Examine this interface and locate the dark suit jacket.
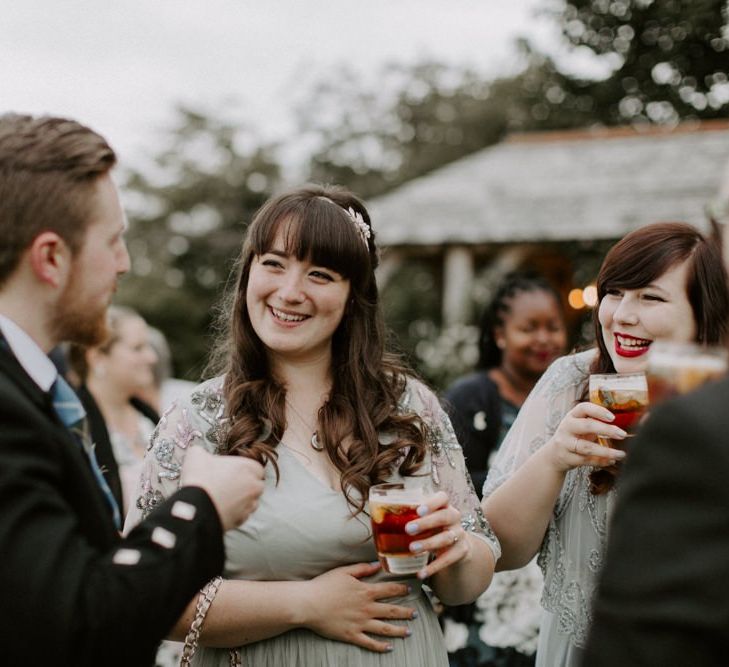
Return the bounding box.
[582,376,729,666]
[0,340,226,666]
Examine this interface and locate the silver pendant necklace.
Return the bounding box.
[310,432,324,451]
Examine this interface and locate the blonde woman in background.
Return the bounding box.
[70,305,159,512]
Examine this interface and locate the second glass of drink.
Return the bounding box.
[647,340,728,404]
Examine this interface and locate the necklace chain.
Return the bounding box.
[498,365,534,396]
[285,398,324,452]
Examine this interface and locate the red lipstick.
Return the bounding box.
[614,332,652,358]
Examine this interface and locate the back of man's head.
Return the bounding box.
[0,113,116,287]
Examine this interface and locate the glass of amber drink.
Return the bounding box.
[589,373,649,449]
[647,341,727,405]
[369,481,437,575]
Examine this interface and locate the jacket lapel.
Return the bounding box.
[0,336,119,537]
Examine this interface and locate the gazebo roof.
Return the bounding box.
[370,120,729,247]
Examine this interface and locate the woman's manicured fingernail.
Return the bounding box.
[416,504,429,517]
[404,627,412,637]
[411,610,419,619]
[410,541,423,553]
[405,522,419,535]
[417,568,428,579]
[406,584,412,594]
[385,644,394,652]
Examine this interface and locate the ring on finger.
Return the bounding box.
[571,436,580,454]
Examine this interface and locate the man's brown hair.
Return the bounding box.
[0,113,116,286]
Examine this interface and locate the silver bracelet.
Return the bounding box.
[180,576,242,666]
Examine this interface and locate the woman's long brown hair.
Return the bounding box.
[587,221,729,494]
[207,185,428,514]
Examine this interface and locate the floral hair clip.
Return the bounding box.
[345,206,371,249]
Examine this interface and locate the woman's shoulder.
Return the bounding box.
[190,374,225,398]
[165,375,226,416]
[544,349,594,382]
[400,374,436,406]
[528,349,595,402]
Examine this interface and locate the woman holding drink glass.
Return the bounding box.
[482,222,729,667]
[126,185,499,666]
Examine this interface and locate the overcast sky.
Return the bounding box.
[1,0,562,170]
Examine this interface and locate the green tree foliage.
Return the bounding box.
[300,2,729,201]
[299,54,595,201]
[117,106,279,378]
[297,62,503,199]
[554,0,729,123]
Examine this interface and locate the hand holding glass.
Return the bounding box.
[369,482,438,575]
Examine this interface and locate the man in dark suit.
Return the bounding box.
[0,113,265,666]
[583,192,729,665]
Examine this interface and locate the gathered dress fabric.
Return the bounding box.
[127,375,500,667]
[483,350,615,667]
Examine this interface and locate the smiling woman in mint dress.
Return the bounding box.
[127,185,500,666]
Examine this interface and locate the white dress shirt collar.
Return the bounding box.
[0,314,57,392]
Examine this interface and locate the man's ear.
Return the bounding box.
[28,232,70,288]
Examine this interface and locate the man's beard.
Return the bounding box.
[50,271,111,347]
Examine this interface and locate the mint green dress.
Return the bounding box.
[128,376,500,667]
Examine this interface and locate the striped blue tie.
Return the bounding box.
[51,375,122,530]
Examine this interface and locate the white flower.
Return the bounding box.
[475,558,543,655]
[442,618,470,653]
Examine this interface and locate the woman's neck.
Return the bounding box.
[87,378,136,427]
[270,351,333,398]
[489,362,538,407]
